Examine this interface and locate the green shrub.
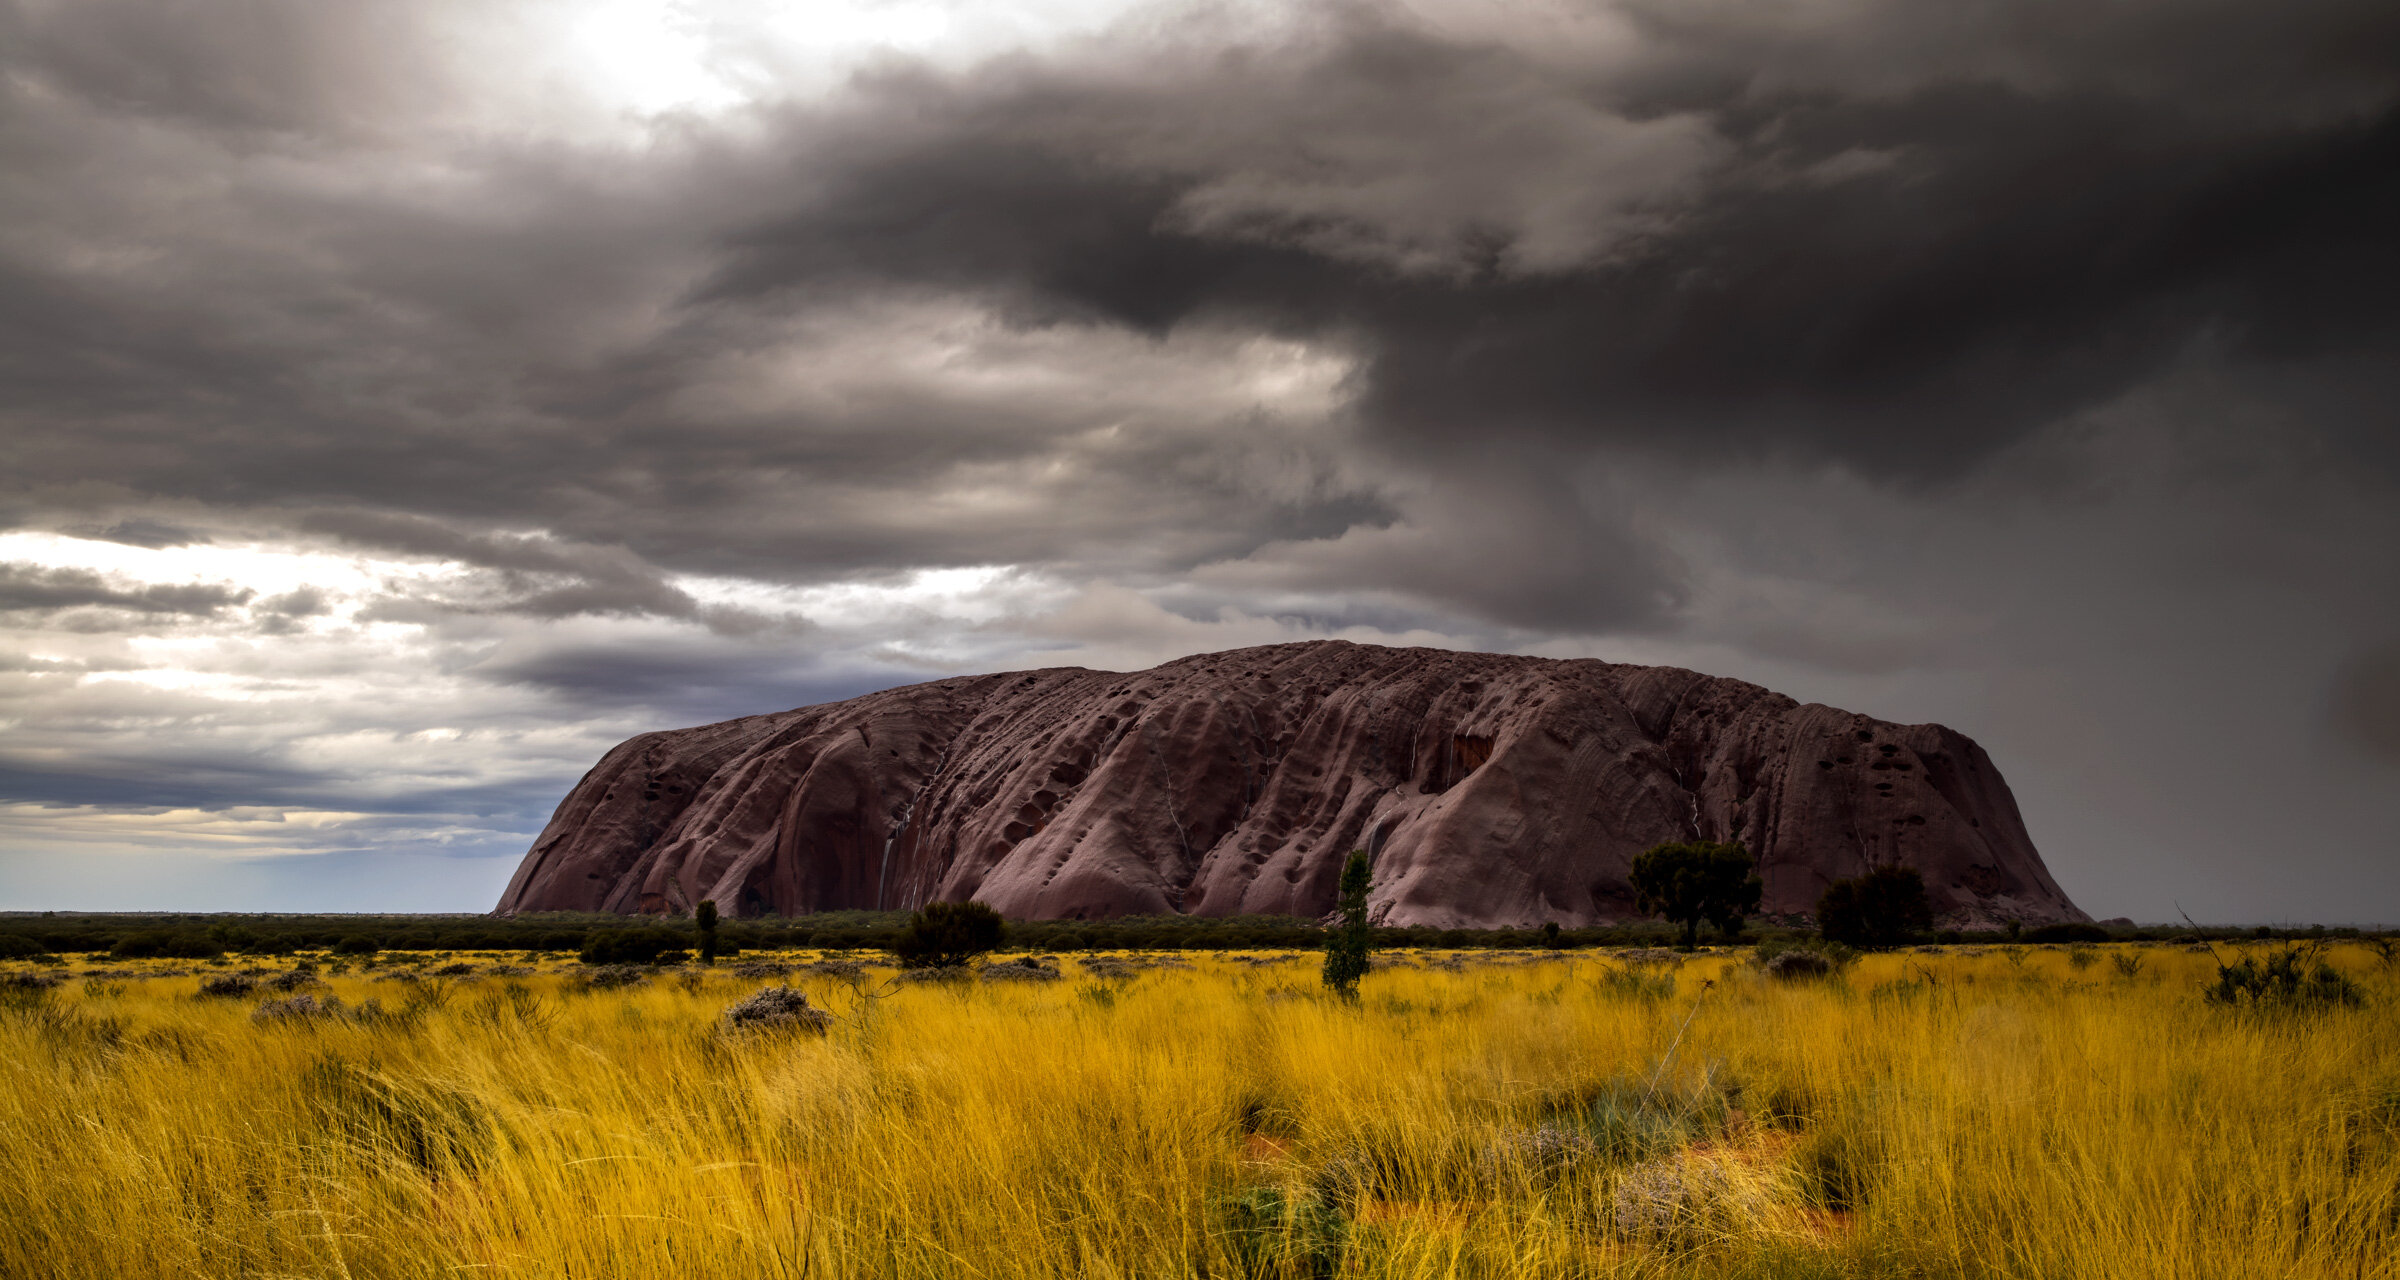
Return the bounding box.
[1817,867,1931,949]
[1630,841,1761,949]
[2204,944,2364,1009]
[695,899,720,966]
[332,936,379,956]
[2026,923,2109,944]
[890,901,1005,970]
[578,927,687,966]
[110,929,222,960]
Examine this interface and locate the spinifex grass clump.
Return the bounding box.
[2203,941,2365,1008]
[1567,1076,1729,1164]
[266,966,324,992]
[1217,1184,1346,1280]
[1752,937,1854,981]
[980,955,1062,982]
[300,1053,490,1175]
[252,992,348,1023]
[1592,955,1681,1000]
[1610,1155,1777,1249]
[720,984,832,1034]
[576,964,650,990]
[1763,949,1836,980]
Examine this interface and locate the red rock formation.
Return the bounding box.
[496,641,2085,928]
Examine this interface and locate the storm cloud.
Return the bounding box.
[0,0,2393,919]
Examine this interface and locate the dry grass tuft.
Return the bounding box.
[251,992,349,1023]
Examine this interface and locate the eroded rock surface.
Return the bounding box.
[496,641,2084,928]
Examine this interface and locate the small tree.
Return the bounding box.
[1630,841,1763,950]
[1321,850,1373,999]
[891,900,1006,970]
[695,899,720,966]
[1817,866,1933,949]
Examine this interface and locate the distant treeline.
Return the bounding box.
[0,910,2381,960]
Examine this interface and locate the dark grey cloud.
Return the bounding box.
[254,587,328,618]
[0,562,250,615]
[0,756,564,820]
[0,0,2378,626]
[0,652,89,674]
[305,510,712,623]
[467,641,915,726]
[709,17,2400,484]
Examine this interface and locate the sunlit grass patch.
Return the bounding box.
[0,943,2393,1277]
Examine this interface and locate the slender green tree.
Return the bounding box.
[1629,840,1763,949]
[695,898,720,966]
[1321,850,1373,999]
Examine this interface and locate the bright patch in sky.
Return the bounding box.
[0,531,394,603]
[556,0,1164,117]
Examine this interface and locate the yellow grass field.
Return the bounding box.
[3,943,2396,1279]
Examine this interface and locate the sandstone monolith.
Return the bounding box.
[496,641,2084,928]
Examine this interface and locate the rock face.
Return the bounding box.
[496,641,2085,929]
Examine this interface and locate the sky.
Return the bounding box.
[0,0,2394,922]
